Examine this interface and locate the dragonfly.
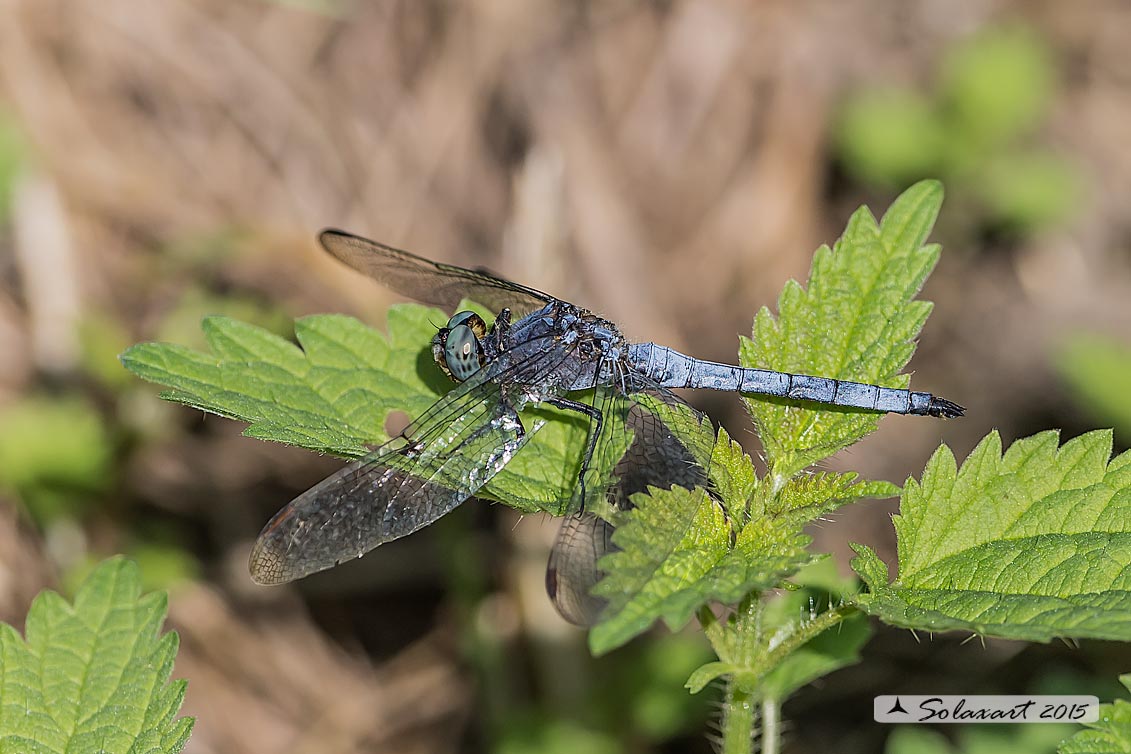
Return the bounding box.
[249,230,963,624]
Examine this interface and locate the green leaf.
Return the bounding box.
[120,311,442,457]
[756,614,870,701]
[120,309,598,514]
[0,557,193,754]
[589,429,812,656]
[757,566,871,701]
[589,486,794,656]
[769,472,899,520]
[853,430,1131,642]
[0,397,113,525]
[685,561,871,699]
[1059,674,1131,754]
[588,428,893,656]
[740,180,943,478]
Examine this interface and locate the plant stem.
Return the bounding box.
[721,680,757,754]
[716,601,854,753]
[762,698,781,754]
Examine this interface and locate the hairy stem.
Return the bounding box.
[721,680,757,754]
[713,598,856,753]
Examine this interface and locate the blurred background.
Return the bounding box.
[1,1,1129,752]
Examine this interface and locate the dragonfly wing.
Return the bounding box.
[319,229,552,316]
[546,512,615,626]
[606,394,713,507]
[545,388,714,625]
[250,368,534,585]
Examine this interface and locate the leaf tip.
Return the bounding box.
[848,544,889,591]
[910,177,944,200]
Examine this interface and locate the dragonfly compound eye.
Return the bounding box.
[446,310,487,338]
[442,324,484,381]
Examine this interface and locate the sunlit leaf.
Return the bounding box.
[590,429,892,655]
[121,308,597,514]
[741,179,943,478]
[853,430,1131,641]
[0,558,193,754]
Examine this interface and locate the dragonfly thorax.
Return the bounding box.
[432,310,488,382]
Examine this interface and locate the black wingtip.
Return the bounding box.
[928,397,965,418]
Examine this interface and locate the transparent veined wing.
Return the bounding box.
[249,314,594,584]
[545,389,715,625]
[250,364,537,584]
[320,229,553,316]
[546,512,616,625]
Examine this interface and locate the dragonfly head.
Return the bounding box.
[432,310,487,382]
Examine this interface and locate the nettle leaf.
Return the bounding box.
[686,561,871,699]
[757,594,870,701]
[741,180,942,478]
[589,429,893,655]
[768,472,899,521]
[590,429,806,655]
[121,311,440,456]
[0,557,193,754]
[853,430,1131,642]
[120,308,591,515]
[1058,674,1131,754]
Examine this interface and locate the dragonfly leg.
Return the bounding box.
[491,308,512,345]
[547,396,603,511]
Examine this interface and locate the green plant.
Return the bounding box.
[836,26,1079,234]
[0,397,113,527]
[119,182,1131,753]
[0,557,193,753]
[887,722,1078,754]
[1059,675,1131,753]
[1056,334,1131,439]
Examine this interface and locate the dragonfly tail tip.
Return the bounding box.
[928,397,965,418]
